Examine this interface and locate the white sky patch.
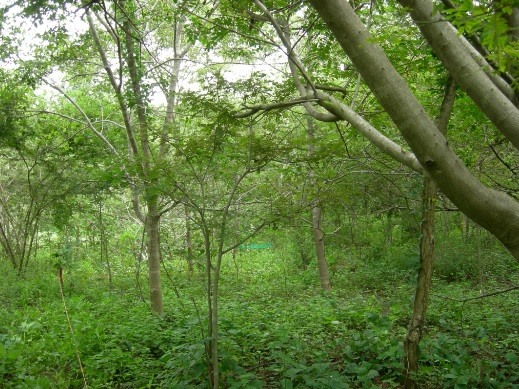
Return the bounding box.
[1,1,286,109]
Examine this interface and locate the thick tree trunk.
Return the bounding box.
[308,0,519,260]
[146,200,163,314]
[504,6,519,104]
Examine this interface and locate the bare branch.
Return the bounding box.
[252,0,339,121]
[86,10,139,157]
[234,98,320,118]
[316,92,424,174]
[42,80,120,157]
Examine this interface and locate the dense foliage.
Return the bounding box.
[1,229,518,388]
[0,0,518,387]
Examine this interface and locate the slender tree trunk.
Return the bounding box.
[404,176,436,388]
[403,78,455,386]
[98,202,113,289]
[461,213,470,241]
[146,199,163,314]
[211,252,221,389]
[307,117,332,292]
[312,205,331,291]
[202,225,216,388]
[184,205,194,275]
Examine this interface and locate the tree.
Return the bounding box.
[81,1,193,313]
[0,71,109,274]
[404,77,456,388]
[0,151,45,273]
[165,93,294,387]
[12,0,201,313]
[306,116,332,292]
[307,0,519,260]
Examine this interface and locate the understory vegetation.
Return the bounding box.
[2,225,518,388]
[1,0,518,387]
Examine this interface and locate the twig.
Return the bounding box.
[460,285,519,303]
[433,285,519,331]
[160,257,185,308]
[58,270,88,388]
[432,285,519,303]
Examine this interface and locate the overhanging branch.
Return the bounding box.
[234,98,320,118]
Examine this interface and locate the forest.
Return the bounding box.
[0,0,518,387]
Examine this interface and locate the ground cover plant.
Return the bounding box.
[0,0,518,387]
[1,238,518,388]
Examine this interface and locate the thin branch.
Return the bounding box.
[433,285,519,302]
[86,10,139,156]
[234,98,320,118]
[317,92,424,174]
[42,80,120,157]
[221,220,268,255]
[489,144,518,176]
[252,0,316,92]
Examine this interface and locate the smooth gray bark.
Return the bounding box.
[146,201,163,314]
[316,92,423,174]
[250,0,423,174]
[397,0,519,149]
[308,0,519,259]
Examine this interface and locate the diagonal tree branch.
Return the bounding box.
[398,0,519,150]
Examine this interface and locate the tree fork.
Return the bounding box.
[308,0,519,260]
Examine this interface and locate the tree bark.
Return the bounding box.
[146,200,163,314]
[404,176,436,388]
[461,214,470,241]
[396,0,519,148]
[308,0,519,260]
[503,5,519,104]
[98,202,113,289]
[312,205,331,291]
[403,78,455,387]
[307,116,332,292]
[184,205,195,275]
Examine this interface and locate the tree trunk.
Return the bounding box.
[211,252,221,389]
[202,224,217,388]
[307,116,332,292]
[308,0,519,260]
[99,202,112,289]
[404,176,436,388]
[503,5,519,104]
[397,0,519,142]
[312,205,331,291]
[403,78,455,386]
[184,205,195,275]
[146,200,163,314]
[461,213,470,241]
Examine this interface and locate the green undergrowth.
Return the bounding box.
[1,249,518,388]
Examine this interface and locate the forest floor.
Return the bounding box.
[1,249,518,388]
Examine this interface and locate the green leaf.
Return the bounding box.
[505,352,517,364]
